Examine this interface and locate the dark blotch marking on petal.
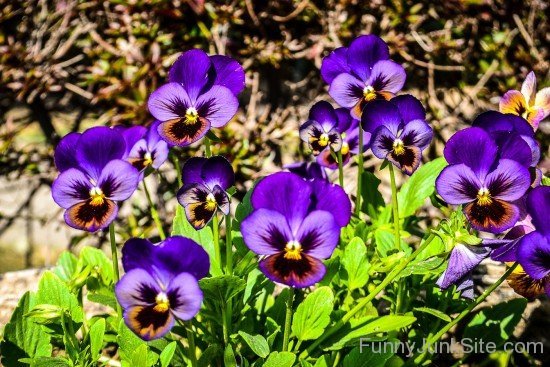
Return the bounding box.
[464,198,516,232]
[487,170,524,198]
[127,305,172,341]
[261,252,324,288]
[179,185,216,230]
[387,146,421,175]
[128,149,153,172]
[507,268,547,300]
[67,198,116,231]
[299,228,325,253]
[161,117,209,146]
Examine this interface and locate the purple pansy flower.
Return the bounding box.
[436,127,531,234]
[177,156,235,230]
[51,127,140,232]
[285,161,329,181]
[299,101,343,155]
[317,109,370,169]
[147,49,244,147]
[115,236,209,340]
[514,186,550,297]
[361,95,433,175]
[241,172,351,288]
[321,34,406,118]
[121,121,170,173]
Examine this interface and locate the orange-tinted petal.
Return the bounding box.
[65,198,117,232]
[125,304,174,341]
[158,117,210,146]
[499,90,528,116]
[507,264,546,299]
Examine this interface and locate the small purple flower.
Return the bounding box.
[285,161,329,181]
[241,172,351,288]
[321,35,406,118]
[299,101,343,155]
[177,156,235,230]
[115,236,209,340]
[436,127,531,234]
[514,186,550,297]
[361,95,433,175]
[148,49,244,147]
[51,127,140,232]
[121,121,170,173]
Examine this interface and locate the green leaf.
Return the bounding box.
[413,307,451,322]
[130,344,149,367]
[0,292,52,367]
[343,345,394,367]
[313,355,330,367]
[89,318,106,362]
[238,331,270,358]
[35,271,84,323]
[223,344,237,367]
[53,251,78,282]
[199,275,246,303]
[198,344,223,367]
[31,357,72,367]
[263,351,296,367]
[80,246,114,284]
[341,237,370,290]
[117,319,149,363]
[159,341,177,367]
[235,184,255,223]
[172,206,222,276]
[397,157,447,217]
[360,171,385,218]
[292,287,334,341]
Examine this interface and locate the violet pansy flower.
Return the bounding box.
[122,121,170,173]
[51,127,140,232]
[436,127,531,234]
[148,49,244,147]
[361,95,433,175]
[499,71,550,130]
[241,172,351,288]
[177,156,235,230]
[321,34,406,118]
[115,236,209,340]
[299,101,343,155]
[285,161,329,182]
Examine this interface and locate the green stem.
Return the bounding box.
[355,123,364,216]
[205,138,212,157]
[408,263,519,366]
[212,214,221,267]
[337,149,344,187]
[109,223,122,317]
[300,234,435,359]
[282,287,295,352]
[222,305,230,346]
[226,214,233,274]
[172,154,183,186]
[186,322,198,367]
[143,180,166,240]
[388,164,401,251]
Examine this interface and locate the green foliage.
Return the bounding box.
[292,287,334,341]
[341,237,370,290]
[238,331,270,358]
[263,352,296,367]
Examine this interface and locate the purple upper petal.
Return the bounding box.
[346,35,390,81]
[472,111,535,138]
[98,160,140,201]
[195,85,239,128]
[484,159,530,201]
[168,49,211,101]
[437,244,491,289]
[360,99,402,135]
[202,156,235,190]
[297,210,340,259]
[526,186,550,235]
[251,172,313,232]
[182,157,207,185]
[284,161,329,182]
[488,224,533,262]
[166,272,203,320]
[120,126,147,157]
[392,94,426,123]
[75,127,127,181]
[436,164,481,204]
[328,73,364,109]
[517,232,550,280]
[495,133,534,168]
[148,82,193,122]
[51,168,92,208]
[309,179,351,228]
[241,208,293,255]
[365,60,406,94]
[443,127,498,179]
[208,55,245,96]
[321,46,350,84]
[54,132,81,172]
[309,101,339,131]
[335,108,353,133]
[401,119,433,151]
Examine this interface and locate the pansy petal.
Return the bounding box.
[346,35,390,81]
[196,85,238,128]
[251,172,312,231]
[309,179,352,228]
[499,90,528,117]
[436,244,491,289]
[299,120,340,155]
[443,127,497,178]
[209,55,245,96]
[520,71,537,105]
[202,156,235,190]
[366,60,406,94]
[328,73,364,109]
[316,149,338,170]
[168,49,211,101]
[167,272,203,320]
[360,99,402,135]
[464,199,520,234]
[148,82,192,122]
[121,238,155,273]
[182,157,207,185]
[212,185,230,215]
[321,47,350,84]
[309,101,338,131]
[127,139,150,172]
[115,268,160,309]
[534,87,550,114]
[157,116,210,147]
[120,126,147,157]
[98,160,140,201]
[75,127,127,181]
[259,252,326,288]
[526,186,550,235]
[455,275,475,299]
[285,162,329,182]
[507,264,547,299]
[177,183,217,230]
[520,136,541,167]
[494,133,533,168]
[297,210,340,259]
[473,111,535,137]
[517,232,550,280]
[488,224,533,262]
[435,164,480,205]
[52,168,93,209]
[401,119,433,151]
[241,208,293,255]
[388,145,422,176]
[151,142,169,170]
[54,133,81,172]
[370,125,395,160]
[485,159,530,201]
[64,198,118,232]
[335,108,353,133]
[392,94,426,123]
[124,304,174,341]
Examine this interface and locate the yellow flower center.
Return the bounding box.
[284,240,303,260]
[143,152,153,167]
[341,142,350,155]
[477,187,492,206]
[363,85,377,101]
[318,133,330,147]
[205,193,217,211]
[89,187,105,206]
[154,292,170,313]
[185,107,199,124]
[392,139,405,156]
